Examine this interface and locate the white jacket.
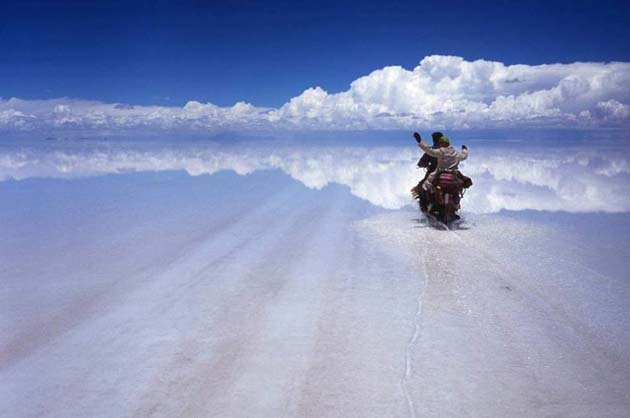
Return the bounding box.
[418,141,468,170]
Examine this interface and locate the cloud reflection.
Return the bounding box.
[1,141,629,213]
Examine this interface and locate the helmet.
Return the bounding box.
[438,136,450,146]
[431,131,444,144]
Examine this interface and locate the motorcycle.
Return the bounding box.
[413,170,472,226]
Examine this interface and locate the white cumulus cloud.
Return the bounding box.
[1,55,629,134]
[274,56,630,129]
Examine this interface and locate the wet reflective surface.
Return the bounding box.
[2,138,630,417]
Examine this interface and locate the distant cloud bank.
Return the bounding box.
[2,55,629,134]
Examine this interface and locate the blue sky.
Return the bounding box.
[2,0,630,107]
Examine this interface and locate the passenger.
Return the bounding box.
[411,131,443,206]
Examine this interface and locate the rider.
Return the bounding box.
[413,132,468,206]
[416,131,444,175]
[411,132,443,210]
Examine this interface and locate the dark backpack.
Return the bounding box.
[457,172,473,189]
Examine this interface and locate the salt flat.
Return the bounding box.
[1,166,629,418]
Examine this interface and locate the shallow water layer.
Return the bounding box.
[1,168,629,418]
[2,136,630,212]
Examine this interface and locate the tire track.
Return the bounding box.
[129,187,347,418]
[401,244,429,418]
[0,178,298,370]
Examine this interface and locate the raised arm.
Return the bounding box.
[414,132,441,157]
[459,145,469,161]
[418,140,441,157]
